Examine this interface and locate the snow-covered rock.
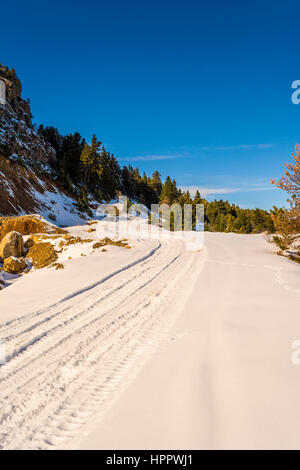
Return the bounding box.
[3,256,27,274]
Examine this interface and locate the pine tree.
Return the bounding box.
[271,145,300,242]
[225,214,235,232]
[159,176,179,205]
[193,190,202,205]
[234,211,252,234]
[271,145,300,197]
[150,171,162,201]
[80,142,93,185]
[80,134,103,189]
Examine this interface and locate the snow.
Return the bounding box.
[0,234,159,321]
[0,212,204,317]
[30,186,87,227]
[77,232,300,451]
[0,215,299,450]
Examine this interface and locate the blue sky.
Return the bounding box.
[1,0,300,209]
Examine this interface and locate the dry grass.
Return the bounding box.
[41,234,63,240]
[0,215,66,242]
[276,251,300,265]
[63,234,72,240]
[3,256,27,274]
[27,242,58,269]
[58,236,93,249]
[93,238,130,249]
[50,262,64,270]
[113,206,120,217]
[25,233,63,248]
[0,216,46,241]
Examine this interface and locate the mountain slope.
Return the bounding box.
[0,154,88,225]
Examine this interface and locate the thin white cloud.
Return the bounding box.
[119,144,274,162]
[180,184,276,197]
[180,186,240,196]
[246,186,275,192]
[201,144,274,151]
[119,154,187,162]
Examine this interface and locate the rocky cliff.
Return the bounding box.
[0,65,56,163]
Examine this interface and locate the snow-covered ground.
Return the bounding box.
[0,217,299,450]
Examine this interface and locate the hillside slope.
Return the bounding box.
[0,154,88,225]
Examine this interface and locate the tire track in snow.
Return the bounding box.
[0,240,161,341]
[0,242,179,396]
[0,241,202,449]
[13,250,197,450]
[0,242,168,362]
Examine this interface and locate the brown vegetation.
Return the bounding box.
[3,256,27,274]
[271,145,300,197]
[0,215,66,243]
[58,236,93,249]
[50,262,64,270]
[27,242,58,269]
[0,215,46,241]
[93,238,130,249]
[271,145,300,253]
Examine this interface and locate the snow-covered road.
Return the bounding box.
[77,233,300,450]
[0,238,203,449]
[0,232,299,450]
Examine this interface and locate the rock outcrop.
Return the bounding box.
[0,65,56,163]
[27,242,58,269]
[3,256,27,274]
[0,231,24,259]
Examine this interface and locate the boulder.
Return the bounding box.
[24,237,35,250]
[27,242,58,269]
[0,231,24,259]
[3,256,27,274]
